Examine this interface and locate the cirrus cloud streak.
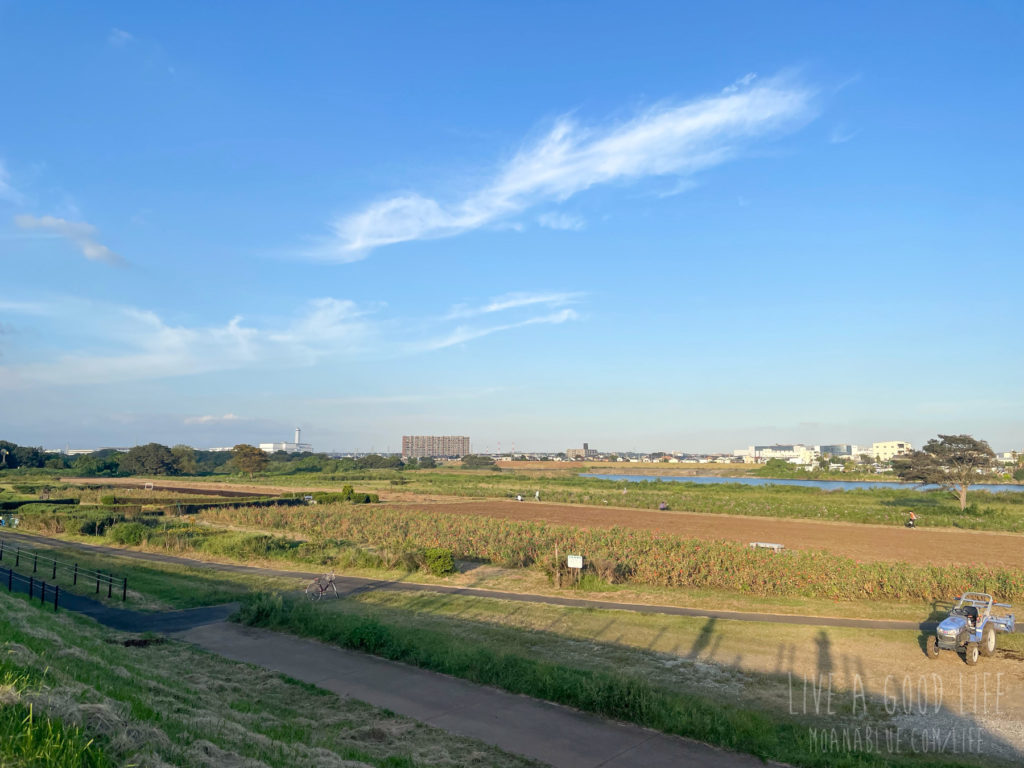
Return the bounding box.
[330,74,815,259]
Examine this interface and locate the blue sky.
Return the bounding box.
[1,2,1021,453]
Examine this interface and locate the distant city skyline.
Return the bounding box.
[2,4,1021,453]
[24,430,1020,457]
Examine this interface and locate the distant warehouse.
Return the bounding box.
[402,435,470,459]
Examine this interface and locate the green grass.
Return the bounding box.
[86,467,1024,531]
[390,471,1024,530]
[0,680,113,768]
[236,591,1014,768]
[0,588,541,768]
[0,538,300,609]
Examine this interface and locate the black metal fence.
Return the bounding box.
[0,536,127,609]
[3,566,61,611]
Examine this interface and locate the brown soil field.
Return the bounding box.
[388,498,1024,569]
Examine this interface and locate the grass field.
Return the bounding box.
[190,502,1024,602]
[0,588,542,768]
[5,530,1023,766]
[237,589,1024,767]
[11,471,1024,532]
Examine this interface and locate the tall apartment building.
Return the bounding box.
[566,442,598,459]
[402,435,470,459]
[871,441,913,461]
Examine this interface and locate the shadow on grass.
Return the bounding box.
[245,590,1024,767]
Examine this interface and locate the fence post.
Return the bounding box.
[107,576,112,599]
[28,575,33,598]
[96,572,100,594]
[40,581,46,605]
[0,539,4,560]
[52,560,57,580]
[73,563,78,585]
[122,577,127,602]
[33,553,37,573]
[54,585,59,613]
[15,547,20,567]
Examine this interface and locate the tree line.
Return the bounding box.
[0,440,441,478]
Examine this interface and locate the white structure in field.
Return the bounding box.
[260,427,313,454]
[870,441,913,462]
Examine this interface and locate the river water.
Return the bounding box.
[579,473,1024,494]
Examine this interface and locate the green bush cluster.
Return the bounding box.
[105,521,151,545]
[424,548,456,576]
[283,487,380,505]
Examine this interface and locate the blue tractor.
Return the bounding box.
[927,592,1015,665]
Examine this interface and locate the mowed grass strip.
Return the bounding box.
[0,539,301,609]
[0,589,543,768]
[236,592,1008,768]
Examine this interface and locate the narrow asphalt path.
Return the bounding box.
[176,621,773,768]
[1,530,942,630]
[1,563,236,631]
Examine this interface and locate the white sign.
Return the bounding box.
[566,555,583,569]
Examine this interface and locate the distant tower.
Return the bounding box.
[295,427,301,445]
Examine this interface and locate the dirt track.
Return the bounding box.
[390,499,1024,568]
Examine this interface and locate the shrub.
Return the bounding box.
[424,548,455,576]
[99,495,117,506]
[106,521,151,545]
[1014,467,1024,482]
[200,532,294,560]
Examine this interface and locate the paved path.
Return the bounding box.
[177,621,772,768]
[0,531,943,630]
[1,562,236,631]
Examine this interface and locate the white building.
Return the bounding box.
[260,428,313,454]
[997,451,1019,464]
[744,444,818,465]
[871,441,913,462]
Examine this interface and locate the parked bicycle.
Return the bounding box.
[305,571,338,600]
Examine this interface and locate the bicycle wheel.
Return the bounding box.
[327,581,338,599]
[305,581,322,600]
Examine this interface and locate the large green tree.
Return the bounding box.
[231,444,268,478]
[171,445,197,475]
[119,443,178,475]
[893,434,997,511]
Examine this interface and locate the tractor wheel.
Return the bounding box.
[981,625,996,657]
[965,643,980,666]
[926,636,939,659]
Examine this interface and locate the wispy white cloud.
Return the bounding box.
[722,72,757,94]
[419,308,577,352]
[108,28,134,46]
[0,300,52,315]
[184,413,241,425]
[537,212,585,231]
[829,123,860,144]
[0,290,581,386]
[0,161,21,204]
[446,291,581,320]
[14,215,125,266]
[327,74,815,259]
